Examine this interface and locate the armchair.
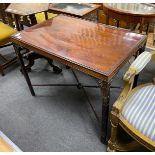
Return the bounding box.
[107,51,155,151]
[0,22,17,76]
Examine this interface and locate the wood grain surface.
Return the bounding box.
[6,3,49,16]
[11,15,147,81]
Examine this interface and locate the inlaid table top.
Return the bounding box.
[11,15,147,81]
[5,3,49,16]
[48,3,100,17]
[103,3,155,16]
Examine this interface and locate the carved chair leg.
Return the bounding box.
[107,111,119,152]
[108,110,142,152]
[107,126,118,151]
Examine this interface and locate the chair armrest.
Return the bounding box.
[112,83,131,112]
[123,51,152,82]
[113,51,154,112]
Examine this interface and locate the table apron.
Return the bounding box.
[11,39,109,81]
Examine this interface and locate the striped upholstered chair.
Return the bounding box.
[107,51,155,151]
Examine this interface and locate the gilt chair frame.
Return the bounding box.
[108,51,155,151]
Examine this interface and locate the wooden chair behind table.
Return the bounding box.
[0,9,17,76]
[19,11,57,27]
[0,3,14,27]
[19,11,59,73]
[35,12,57,24]
[107,51,155,151]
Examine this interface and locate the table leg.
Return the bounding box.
[116,20,119,28]
[7,13,14,28]
[96,9,100,22]
[13,44,35,96]
[139,18,144,33]
[106,14,109,25]
[13,14,25,31]
[0,65,4,76]
[29,14,37,25]
[98,80,110,144]
[14,14,21,31]
[146,23,150,35]
[44,11,48,20]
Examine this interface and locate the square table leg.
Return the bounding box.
[13,44,35,96]
[96,9,100,22]
[14,14,21,31]
[98,80,111,144]
[29,14,37,25]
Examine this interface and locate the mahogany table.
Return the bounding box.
[102,3,155,33]
[49,3,101,20]
[11,15,147,144]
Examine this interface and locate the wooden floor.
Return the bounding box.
[0,131,21,152]
[0,137,15,152]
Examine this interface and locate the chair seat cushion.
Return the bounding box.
[122,84,155,141]
[35,12,57,24]
[0,22,17,46]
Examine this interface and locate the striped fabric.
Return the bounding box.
[130,51,152,74]
[122,85,155,141]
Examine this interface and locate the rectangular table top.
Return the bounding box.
[6,3,49,16]
[11,15,147,81]
[48,3,100,17]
